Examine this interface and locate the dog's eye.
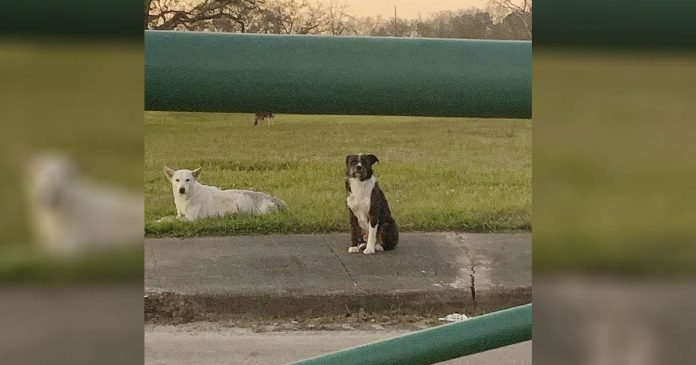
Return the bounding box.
[186,179,190,182]
[175,179,179,182]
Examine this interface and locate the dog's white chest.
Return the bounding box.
[347,177,374,229]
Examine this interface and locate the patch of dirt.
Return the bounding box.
[145,293,468,330]
[153,311,452,333]
[144,290,485,325]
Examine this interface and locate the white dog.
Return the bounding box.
[164,167,287,221]
[24,153,143,255]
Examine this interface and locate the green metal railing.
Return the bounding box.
[290,304,532,365]
[145,31,531,118]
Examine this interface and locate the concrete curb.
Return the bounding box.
[145,288,531,323]
[145,233,531,323]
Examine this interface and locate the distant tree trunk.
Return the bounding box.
[144,0,152,29]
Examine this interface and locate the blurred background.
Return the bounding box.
[1,1,144,364]
[533,0,696,364]
[0,40,143,277]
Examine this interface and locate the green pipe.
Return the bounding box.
[290,304,532,365]
[145,31,531,118]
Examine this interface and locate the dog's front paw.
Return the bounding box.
[363,247,376,255]
[348,246,361,253]
[375,244,384,252]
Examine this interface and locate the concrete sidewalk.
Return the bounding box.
[145,232,530,322]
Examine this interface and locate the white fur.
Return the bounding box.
[346,176,375,235]
[165,167,286,221]
[24,154,143,256]
[347,175,380,255]
[364,223,379,255]
[348,246,360,253]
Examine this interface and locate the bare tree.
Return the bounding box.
[488,0,531,38]
[146,0,531,39]
[492,0,531,13]
[266,0,328,34]
[297,2,327,34]
[326,0,353,35]
[350,16,384,36]
[147,0,266,32]
[145,0,153,29]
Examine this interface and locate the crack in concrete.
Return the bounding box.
[325,240,360,289]
[458,234,478,309]
[470,261,477,309]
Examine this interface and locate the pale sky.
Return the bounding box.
[332,0,489,19]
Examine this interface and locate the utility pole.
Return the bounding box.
[417,12,422,37]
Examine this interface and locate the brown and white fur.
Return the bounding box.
[345,154,398,254]
[254,112,275,126]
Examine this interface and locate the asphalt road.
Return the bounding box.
[145,323,531,365]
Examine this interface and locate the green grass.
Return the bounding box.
[145,113,531,236]
[533,49,696,274]
[0,246,143,283]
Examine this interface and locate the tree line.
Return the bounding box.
[146,0,531,40]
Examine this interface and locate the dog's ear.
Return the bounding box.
[164,166,175,179]
[192,167,202,179]
[365,154,379,166]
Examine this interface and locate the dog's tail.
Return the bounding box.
[380,219,398,250]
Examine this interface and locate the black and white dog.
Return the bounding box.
[345,154,398,254]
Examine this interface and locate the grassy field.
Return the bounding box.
[534,50,696,274]
[145,113,531,236]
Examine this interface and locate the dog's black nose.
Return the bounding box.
[356,165,363,171]
[179,187,186,194]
